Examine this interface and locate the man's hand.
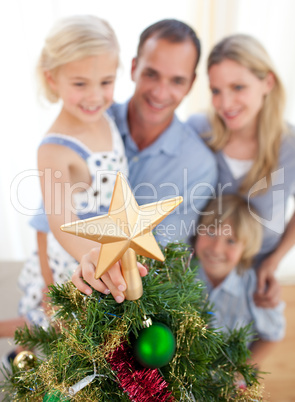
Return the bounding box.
[71,247,148,303]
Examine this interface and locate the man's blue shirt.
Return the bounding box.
[108,101,217,244]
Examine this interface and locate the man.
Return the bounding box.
[73,19,217,300]
[108,19,217,243]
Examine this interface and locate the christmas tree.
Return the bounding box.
[1,174,264,400]
[1,243,263,401]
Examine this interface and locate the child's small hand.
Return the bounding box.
[71,247,148,303]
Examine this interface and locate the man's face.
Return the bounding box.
[130,37,197,129]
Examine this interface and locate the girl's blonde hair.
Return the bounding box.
[207,34,286,194]
[199,194,262,270]
[37,15,119,103]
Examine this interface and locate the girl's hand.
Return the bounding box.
[254,255,281,308]
[71,247,148,303]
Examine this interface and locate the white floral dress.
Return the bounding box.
[18,115,128,327]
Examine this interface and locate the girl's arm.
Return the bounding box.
[38,144,134,299]
[255,210,295,308]
[38,144,101,261]
[37,231,53,286]
[37,230,54,315]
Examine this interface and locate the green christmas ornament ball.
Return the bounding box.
[43,389,69,401]
[133,322,176,368]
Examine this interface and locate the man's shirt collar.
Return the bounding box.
[116,99,183,157]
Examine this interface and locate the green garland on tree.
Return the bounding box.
[1,242,263,401]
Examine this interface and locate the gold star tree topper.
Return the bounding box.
[61,172,183,300]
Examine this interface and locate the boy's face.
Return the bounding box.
[195,223,244,287]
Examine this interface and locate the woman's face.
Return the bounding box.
[208,59,273,136]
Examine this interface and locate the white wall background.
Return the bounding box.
[1,0,295,280]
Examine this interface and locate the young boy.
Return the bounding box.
[193,194,285,368]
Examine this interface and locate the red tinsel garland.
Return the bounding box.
[108,342,174,402]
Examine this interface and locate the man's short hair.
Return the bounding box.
[137,19,201,70]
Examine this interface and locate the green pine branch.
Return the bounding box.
[1,242,262,401]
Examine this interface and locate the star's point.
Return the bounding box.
[61,172,183,299]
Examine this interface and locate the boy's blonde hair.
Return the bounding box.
[199,194,262,270]
[207,34,286,194]
[37,15,119,102]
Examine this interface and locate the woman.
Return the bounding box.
[187,34,295,308]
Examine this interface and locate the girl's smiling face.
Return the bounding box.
[47,53,118,125]
[195,221,245,287]
[208,59,273,137]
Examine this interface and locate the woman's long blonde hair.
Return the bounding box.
[207,34,286,194]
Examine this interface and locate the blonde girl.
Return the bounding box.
[17,15,129,327]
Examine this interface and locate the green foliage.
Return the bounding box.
[14,322,61,355]
[1,242,261,401]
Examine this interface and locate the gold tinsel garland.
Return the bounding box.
[34,284,129,400]
[171,310,207,377]
[234,383,266,401]
[12,282,265,401]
